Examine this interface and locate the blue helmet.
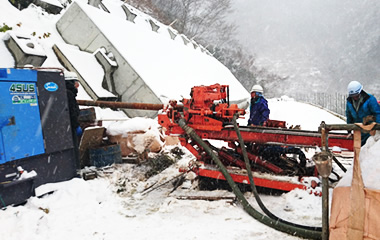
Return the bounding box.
[347,81,363,96]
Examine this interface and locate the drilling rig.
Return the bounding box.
[79,83,353,194]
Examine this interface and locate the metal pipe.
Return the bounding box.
[321,123,329,240]
[321,177,329,240]
[238,126,349,139]
[77,99,183,111]
[316,122,378,240]
[317,122,333,240]
[324,123,380,131]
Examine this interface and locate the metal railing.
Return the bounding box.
[291,92,347,119]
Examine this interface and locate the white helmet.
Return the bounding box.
[64,71,78,81]
[347,81,363,96]
[250,84,263,93]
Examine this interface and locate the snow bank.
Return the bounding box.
[337,131,380,189]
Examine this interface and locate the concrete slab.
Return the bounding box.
[4,32,47,67]
[56,1,249,118]
[52,43,117,101]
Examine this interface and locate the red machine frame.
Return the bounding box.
[158,84,353,192]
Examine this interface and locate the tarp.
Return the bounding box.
[330,129,380,240]
[330,187,380,239]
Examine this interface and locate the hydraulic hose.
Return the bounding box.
[232,114,322,232]
[178,118,322,239]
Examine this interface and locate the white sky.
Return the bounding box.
[1,1,380,240]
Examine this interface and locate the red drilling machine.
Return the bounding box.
[157,84,353,194]
[78,83,353,194]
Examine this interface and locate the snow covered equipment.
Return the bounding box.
[157,84,356,192]
[0,68,78,206]
[77,84,354,192]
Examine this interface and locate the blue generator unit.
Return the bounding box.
[0,68,77,207]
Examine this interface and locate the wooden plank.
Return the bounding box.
[79,127,105,168]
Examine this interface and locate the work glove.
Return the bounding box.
[76,126,83,136]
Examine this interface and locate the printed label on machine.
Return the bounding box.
[11,94,37,104]
[9,83,37,105]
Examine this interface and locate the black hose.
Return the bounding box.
[178,118,322,239]
[332,155,347,172]
[232,114,322,232]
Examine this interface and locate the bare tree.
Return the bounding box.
[126,0,285,95]
[143,0,234,47]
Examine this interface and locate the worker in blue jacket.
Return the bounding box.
[248,85,270,126]
[346,81,380,146]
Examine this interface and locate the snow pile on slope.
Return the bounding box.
[337,131,380,189]
[268,97,346,131]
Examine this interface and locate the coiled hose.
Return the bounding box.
[178,118,322,239]
[231,114,322,232]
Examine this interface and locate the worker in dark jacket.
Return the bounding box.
[248,84,270,126]
[346,81,380,146]
[65,71,81,135]
[65,71,82,168]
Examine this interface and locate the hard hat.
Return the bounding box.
[250,84,263,93]
[64,71,78,81]
[347,81,363,96]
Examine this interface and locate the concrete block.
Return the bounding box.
[4,32,47,67]
[56,2,99,51]
[149,19,159,32]
[167,28,177,40]
[181,35,190,45]
[94,48,118,94]
[33,0,63,14]
[52,43,117,101]
[121,4,137,22]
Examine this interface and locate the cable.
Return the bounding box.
[178,118,322,239]
[232,114,322,232]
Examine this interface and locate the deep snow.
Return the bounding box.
[1,1,380,240]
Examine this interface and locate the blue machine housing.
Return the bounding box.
[0,68,77,207]
[0,69,45,163]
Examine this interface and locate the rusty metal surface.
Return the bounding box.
[77,99,183,111]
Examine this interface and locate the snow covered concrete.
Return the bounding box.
[56,0,249,117]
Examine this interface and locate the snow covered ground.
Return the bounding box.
[1,1,380,240]
[2,97,379,240]
[0,96,360,240]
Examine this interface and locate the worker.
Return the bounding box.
[64,71,82,168]
[248,84,270,126]
[346,81,380,146]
